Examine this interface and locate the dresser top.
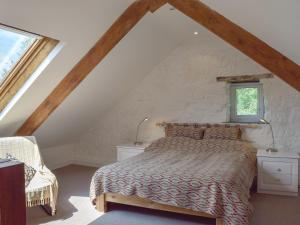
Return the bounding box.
[257,149,300,159]
[117,143,150,150]
[0,159,23,169]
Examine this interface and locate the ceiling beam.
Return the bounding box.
[16,0,300,136]
[149,0,167,12]
[167,0,300,91]
[15,0,167,136]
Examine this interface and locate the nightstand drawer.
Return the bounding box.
[259,174,298,193]
[262,161,293,175]
[263,173,292,186]
[116,143,149,161]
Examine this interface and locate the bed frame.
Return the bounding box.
[96,193,224,225]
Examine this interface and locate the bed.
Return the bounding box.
[90,124,257,225]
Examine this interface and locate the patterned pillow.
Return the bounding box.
[166,125,205,140]
[203,127,241,140]
[6,154,36,187]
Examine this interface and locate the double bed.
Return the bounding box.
[90,124,257,225]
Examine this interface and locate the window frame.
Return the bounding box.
[0,24,58,112]
[230,82,264,123]
[0,38,43,92]
[0,25,41,85]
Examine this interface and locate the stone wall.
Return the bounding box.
[75,33,300,166]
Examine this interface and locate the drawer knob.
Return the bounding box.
[277,168,282,172]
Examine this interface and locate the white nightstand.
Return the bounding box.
[257,149,299,196]
[117,143,149,161]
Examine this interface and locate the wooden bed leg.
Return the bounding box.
[216,218,224,225]
[96,194,107,213]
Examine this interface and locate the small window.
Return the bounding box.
[230,83,264,123]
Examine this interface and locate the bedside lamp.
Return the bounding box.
[134,117,148,145]
[260,118,277,152]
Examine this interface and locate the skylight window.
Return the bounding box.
[0,24,59,114]
[0,26,38,84]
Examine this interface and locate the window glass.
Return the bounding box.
[230,83,264,123]
[0,28,37,84]
[236,87,258,116]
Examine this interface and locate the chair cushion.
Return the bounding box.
[6,153,36,187]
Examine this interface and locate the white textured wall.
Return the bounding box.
[75,33,300,166]
[40,143,75,170]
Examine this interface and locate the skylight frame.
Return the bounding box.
[0,24,42,81]
[0,39,42,90]
[0,24,59,113]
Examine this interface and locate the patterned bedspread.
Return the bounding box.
[90,137,256,225]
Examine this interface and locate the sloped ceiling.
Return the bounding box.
[0,0,299,148]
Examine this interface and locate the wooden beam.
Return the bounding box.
[15,0,167,136]
[216,73,273,83]
[167,0,300,91]
[149,0,167,12]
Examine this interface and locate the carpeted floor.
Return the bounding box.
[27,165,300,225]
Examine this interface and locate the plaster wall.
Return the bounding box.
[40,143,75,170]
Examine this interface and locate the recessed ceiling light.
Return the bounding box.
[194,31,198,35]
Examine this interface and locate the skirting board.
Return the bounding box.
[72,159,102,168]
[72,157,115,168]
[49,160,99,170]
[47,158,114,170]
[48,160,73,170]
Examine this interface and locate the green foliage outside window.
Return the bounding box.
[236,87,258,116]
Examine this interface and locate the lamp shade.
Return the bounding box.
[260,118,269,124]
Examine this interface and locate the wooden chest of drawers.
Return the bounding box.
[0,160,26,225]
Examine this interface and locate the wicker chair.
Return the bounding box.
[0,136,58,215]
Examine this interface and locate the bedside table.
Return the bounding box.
[117,143,149,161]
[257,149,299,196]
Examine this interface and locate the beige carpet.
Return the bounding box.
[27,165,300,225]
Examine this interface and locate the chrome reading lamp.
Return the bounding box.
[134,117,148,145]
[260,118,277,152]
